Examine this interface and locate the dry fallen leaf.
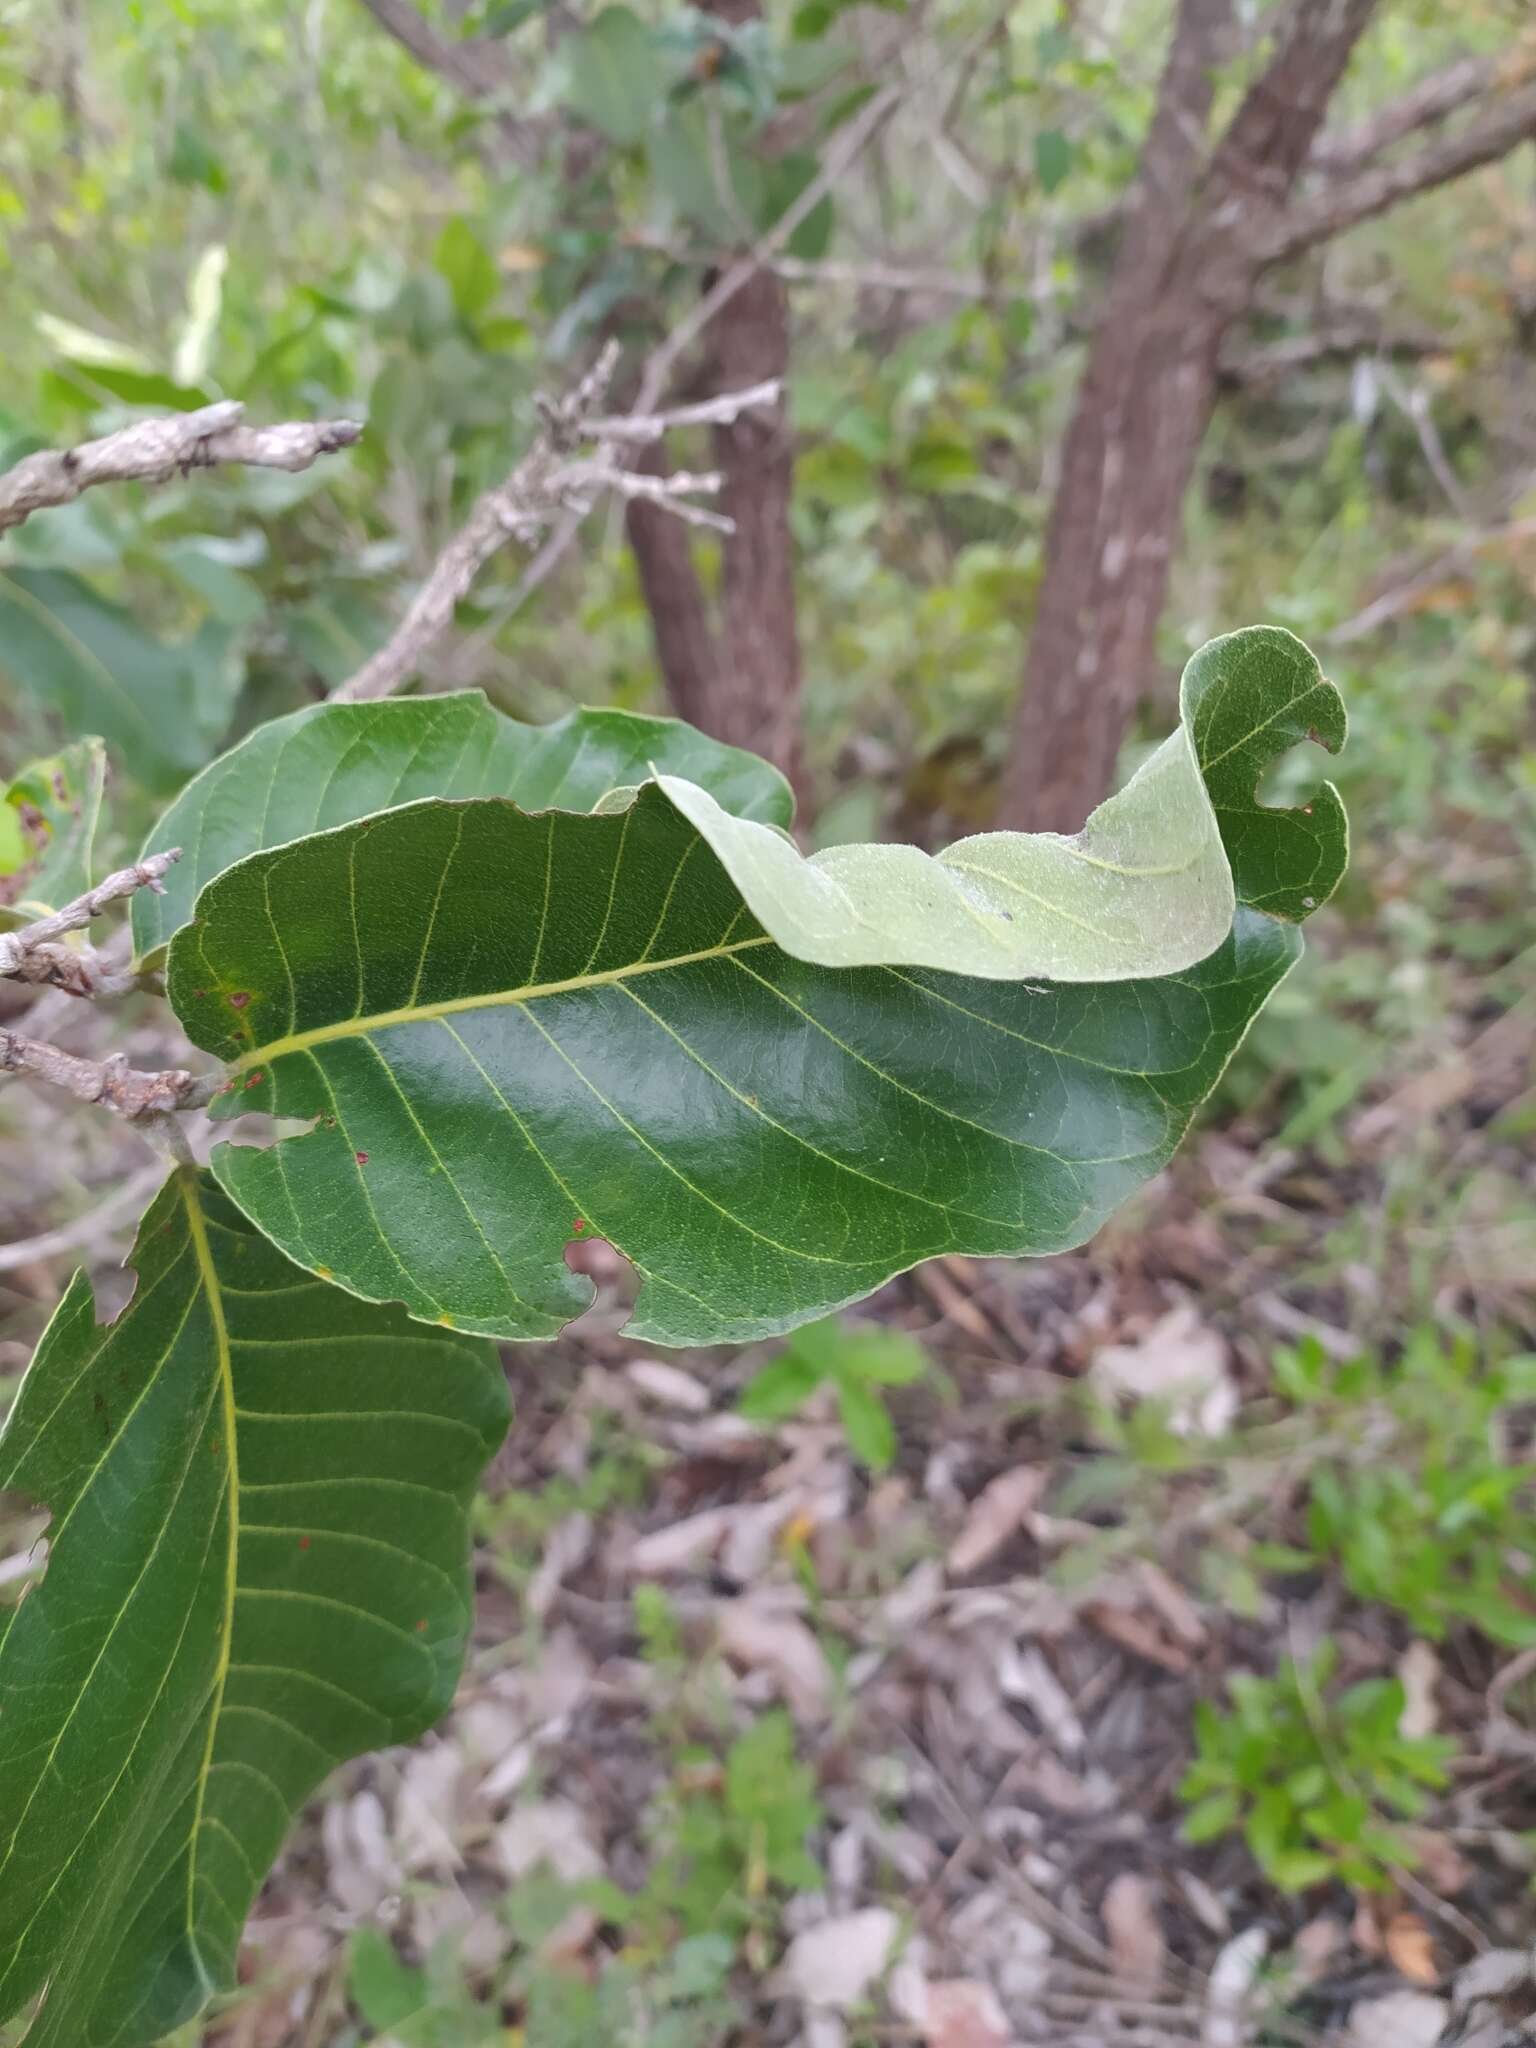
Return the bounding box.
[1203,1927,1267,2048]
[1384,1910,1439,1987]
[1348,1989,1448,2047]
[948,1466,1048,1576]
[626,1358,711,1411]
[923,1978,1014,2048]
[1101,1871,1166,1989]
[717,1596,833,1721]
[494,1797,603,1884]
[1091,1304,1237,1438]
[1397,1640,1442,1739]
[779,1907,900,2009]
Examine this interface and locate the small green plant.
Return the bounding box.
[648,1709,825,1940]
[1179,1646,1456,1892]
[737,1317,928,1470]
[1278,1330,1536,1647]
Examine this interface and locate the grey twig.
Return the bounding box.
[0,402,362,535]
[329,348,776,703]
[0,1029,219,1122]
[0,851,181,997]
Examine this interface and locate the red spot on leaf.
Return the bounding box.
[355,1150,369,1166]
[572,1218,586,1233]
[228,991,251,1010]
[245,1071,265,1090]
[298,1536,311,1551]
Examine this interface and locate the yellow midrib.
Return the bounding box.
[179,1173,238,1963]
[229,933,776,1071]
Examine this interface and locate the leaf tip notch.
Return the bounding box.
[1181,623,1348,925]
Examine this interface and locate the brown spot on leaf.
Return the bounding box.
[228,991,251,1009]
[355,1150,369,1166]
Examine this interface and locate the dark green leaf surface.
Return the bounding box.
[0,1174,507,2048]
[0,569,242,795]
[134,692,794,958]
[170,723,1333,1351]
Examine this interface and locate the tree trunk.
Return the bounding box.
[998,0,1380,832]
[707,265,803,781]
[624,0,804,787]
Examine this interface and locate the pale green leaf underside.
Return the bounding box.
[133,692,795,958]
[655,625,1345,981]
[0,1175,507,2048]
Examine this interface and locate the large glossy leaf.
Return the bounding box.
[169,628,1345,1348]
[0,737,105,922]
[0,1174,507,2047]
[0,568,243,794]
[133,692,795,959]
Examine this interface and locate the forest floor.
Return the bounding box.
[5,887,1534,2048]
[3,636,1535,2048]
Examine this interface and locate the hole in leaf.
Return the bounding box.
[1255,739,1328,812]
[0,1488,52,1607]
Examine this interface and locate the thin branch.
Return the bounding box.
[0,851,180,996]
[0,1030,218,1121]
[1217,317,1440,388]
[1308,51,1508,174]
[351,0,550,167]
[633,79,904,417]
[328,350,776,702]
[0,403,361,535]
[583,379,782,443]
[1263,76,1536,263]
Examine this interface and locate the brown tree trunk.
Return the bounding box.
[625,0,803,786]
[624,446,720,735]
[706,265,803,780]
[999,0,1379,833]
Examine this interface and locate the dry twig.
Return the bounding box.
[328,350,778,703]
[0,402,361,535]
[0,1029,217,1122]
[0,851,180,997]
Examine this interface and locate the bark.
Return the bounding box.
[707,265,802,779]
[624,443,720,733]
[999,0,1381,833]
[625,0,804,785]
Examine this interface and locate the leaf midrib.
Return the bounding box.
[227,932,777,1072]
[179,1172,238,1988]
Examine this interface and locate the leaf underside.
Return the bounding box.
[133,693,796,959]
[0,1175,507,2048]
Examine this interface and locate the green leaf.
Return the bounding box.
[166,631,1342,1348]
[1181,629,1347,920]
[737,1348,825,1421]
[0,1174,508,2047]
[0,736,105,920]
[563,5,664,144]
[1033,129,1072,193]
[435,218,501,322]
[836,1375,896,1469]
[0,568,241,794]
[1180,1791,1239,1844]
[133,692,796,959]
